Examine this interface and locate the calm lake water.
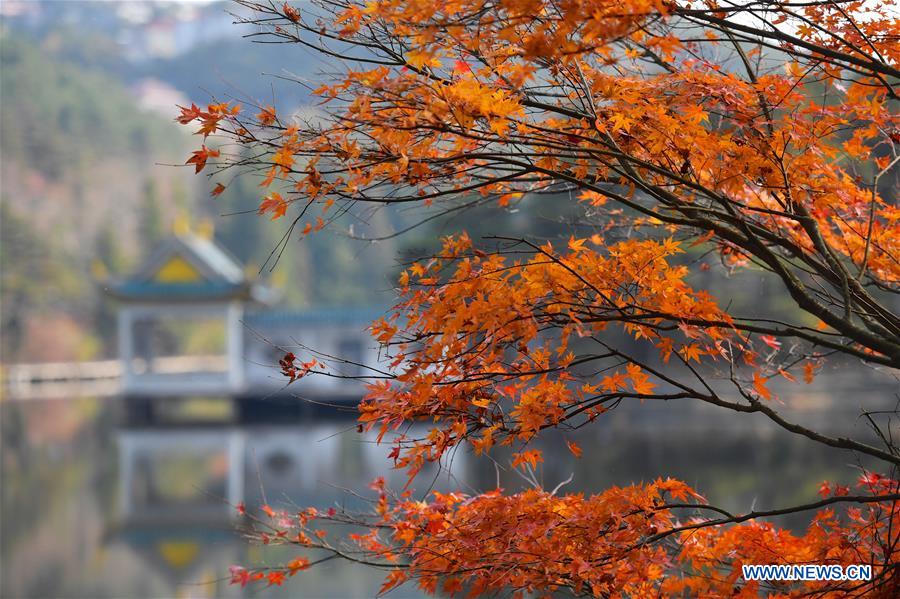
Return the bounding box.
[1,369,896,598]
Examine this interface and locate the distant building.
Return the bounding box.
[131,78,191,120]
[0,0,37,18]
[106,229,385,403]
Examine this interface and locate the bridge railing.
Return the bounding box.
[2,355,230,400]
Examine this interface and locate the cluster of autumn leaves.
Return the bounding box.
[235,471,899,596]
[362,233,742,475]
[177,8,900,291]
[178,0,899,595]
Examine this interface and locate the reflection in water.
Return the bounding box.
[1,370,895,598]
[0,399,468,598]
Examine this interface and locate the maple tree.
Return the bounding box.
[179,0,900,595]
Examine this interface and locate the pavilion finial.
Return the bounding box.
[173,210,191,237]
[196,217,215,240]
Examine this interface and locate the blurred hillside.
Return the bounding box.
[0,2,395,364]
[0,33,195,363]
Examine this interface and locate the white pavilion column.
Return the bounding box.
[117,433,135,517]
[226,301,245,393]
[227,431,245,510]
[118,307,135,392]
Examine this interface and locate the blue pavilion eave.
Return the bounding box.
[106,280,273,303]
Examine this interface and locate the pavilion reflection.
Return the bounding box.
[107,416,469,596]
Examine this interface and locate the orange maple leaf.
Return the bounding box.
[287,557,310,575]
[256,105,277,126]
[185,145,220,173]
[266,571,286,587]
[176,103,201,125]
[679,343,703,363]
[753,371,772,400]
[804,361,817,384]
[511,449,543,470]
[566,440,583,458]
[283,2,300,23]
[258,192,288,219]
[600,371,627,393]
